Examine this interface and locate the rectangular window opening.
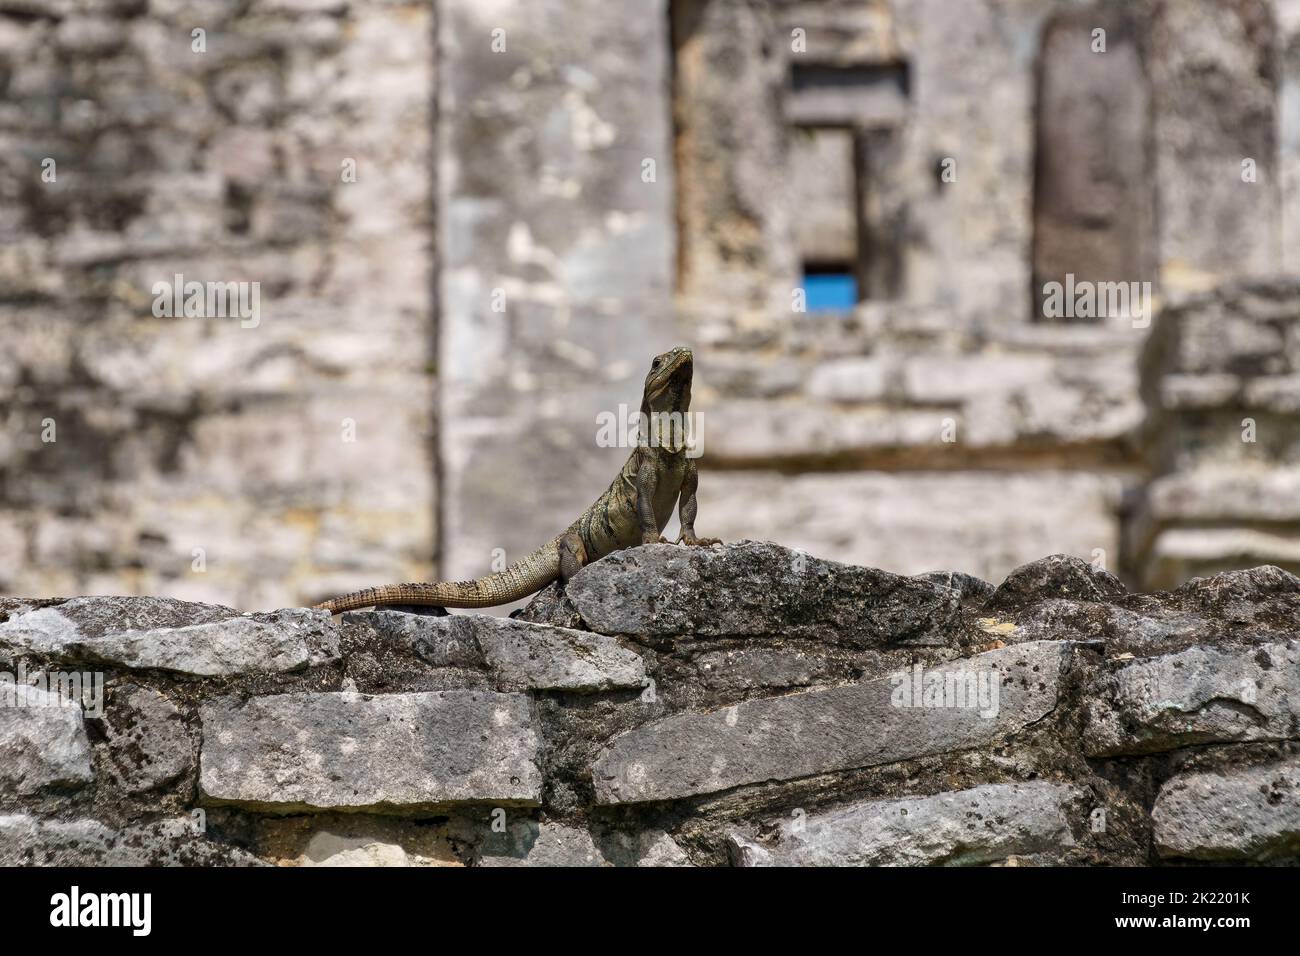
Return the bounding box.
[802,264,859,312]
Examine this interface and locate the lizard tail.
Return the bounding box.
[313,541,561,614]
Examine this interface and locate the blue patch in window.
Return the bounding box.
[803,272,858,311]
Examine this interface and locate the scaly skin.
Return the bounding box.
[315,347,718,613]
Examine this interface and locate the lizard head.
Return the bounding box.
[641,346,693,417]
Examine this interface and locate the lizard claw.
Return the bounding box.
[676,532,721,547]
[642,533,670,546]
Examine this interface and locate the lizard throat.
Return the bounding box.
[640,410,692,454]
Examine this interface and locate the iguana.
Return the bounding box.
[315,346,718,613]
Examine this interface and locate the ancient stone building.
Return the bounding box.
[2,0,1300,608]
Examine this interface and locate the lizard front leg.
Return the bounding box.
[635,452,669,545]
[557,530,587,583]
[675,457,719,546]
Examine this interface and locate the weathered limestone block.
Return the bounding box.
[1084,641,1300,756]
[0,598,339,676]
[566,541,960,645]
[295,832,448,867]
[1032,5,1154,322]
[79,611,339,676]
[790,127,857,265]
[703,400,951,462]
[1174,564,1300,611]
[1153,759,1300,861]
[476,822,607,868]
[1176,305,1287,376]
[728,781,1079,866]
[1145,468,1300,524]
[962,358,1145,447]
[349,610,647,693]
[513,582,586,631]
[1152,0,1280,286]
[438,0,673,589]
[100,683,195,794]
[696,472,1124,584]
[199,690,542,811]
[1010,599,1202,657]
[1159,373,1243,409]
[0,814,264,866]
[476,821,690,867]
[1143,529,1300,594]
[915,571,995,604]
[1159,567,1300,633]
[0,683,93,795]
[691,645,844,693]
[592,641,1071,804]
[805,356,892,404]
[901,353,1053,404]
[986,554,1125,610]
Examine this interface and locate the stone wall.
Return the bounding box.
[3,542,1298,866]
[0,0,436,610]
[1133,278,1300,589]
[436,0,677,593]
[677,0,1298,586]
[2,0,1300,616]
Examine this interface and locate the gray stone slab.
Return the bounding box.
[728,781,1079,866]
[199,690,541,811]
[0,598,339,676]
[101,683,195,794]
[1083,640,1300,756]
[351,610,647,692]
[476,821,691,867]
[0,683,93,795]
[567,540,961,645]
[592,641,1070,804]
[0,814,265,866]
[1153,759,1300,861]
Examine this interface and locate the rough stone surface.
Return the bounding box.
[476,822,607,868]
[592,641,1071,805]
[1153,759,1300,862]
[0,598,339,675]
[0,814,264,866]
[0,0,437,610]
[0,683,93,795]
[985,554,1126,610]
[566,541,960,646]
[1084,641,1300,756]
[99,683,195,794]
[915,571,996,604]
[1139,280,1300,588]
[199,691,542,811]
[729,781,1080,866]
[351,610,646,692]
[476,821,691,867]
[4,548,1300,866]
